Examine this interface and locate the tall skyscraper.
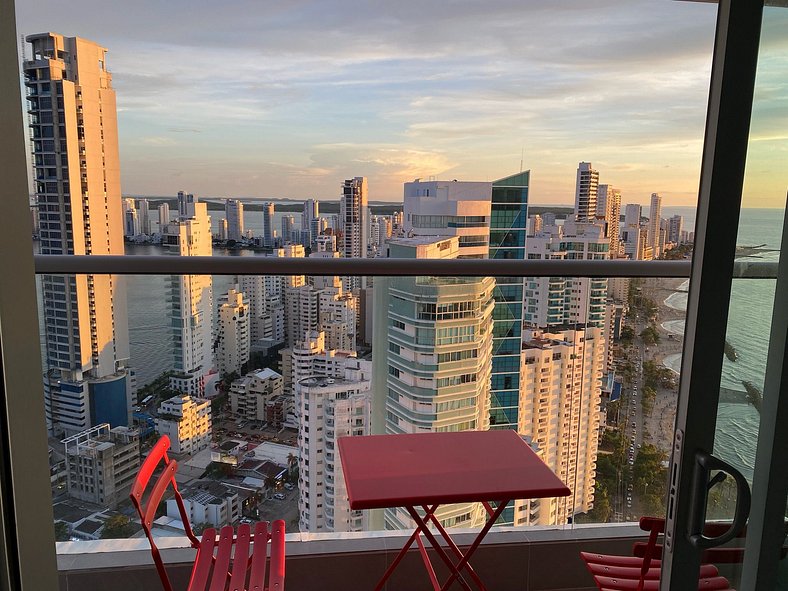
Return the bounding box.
[165,192,213,396]
[225,199,244,242]
[25,33,131,436]
[372,236,494,529]
[596,184,621,258]
[216,289,250,376]
[340,177,368,290]
[138,199,151,235]
[574,162,599,223]
[123,198,140,237]
[668,215,684,245]
[648,192,663,258]
[158,203,170,230]
[296,360,371,532]
[403,179,492,259]
[262,202,275,247]
[487,172,529,440]
[622,203,643,260]
[302,199,319,244]
[520,220,607,524]
[281,214,295,244]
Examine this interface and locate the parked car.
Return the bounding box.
[284,483,295,491]
[273,493,286,500]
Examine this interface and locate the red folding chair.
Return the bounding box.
[130,435,285,591]
[580,517,733,591]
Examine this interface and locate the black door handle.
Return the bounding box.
[688,451,751,549]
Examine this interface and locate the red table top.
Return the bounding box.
[338,431,571,510]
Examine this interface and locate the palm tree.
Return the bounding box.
[263,474,277,499]
[286,453,297,476]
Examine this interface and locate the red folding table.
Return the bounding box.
[338,430,571,591]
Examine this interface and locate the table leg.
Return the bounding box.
[423,507,487,591]
[372,505,440,591]
[438,499,511,591]
[405,506,475,591]
[415,529,441,591]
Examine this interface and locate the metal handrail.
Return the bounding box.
[34,255,691,277]
[31,255,778,278]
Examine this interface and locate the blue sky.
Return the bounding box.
[15,1,786,207]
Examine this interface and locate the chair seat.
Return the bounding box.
[188,520,285,591]
[594,574,733,591]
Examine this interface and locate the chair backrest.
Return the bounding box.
[633,517,788,565]
[130,435,200,591]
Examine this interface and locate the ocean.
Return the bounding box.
[661,208,783,480]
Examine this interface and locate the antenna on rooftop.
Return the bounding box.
[520,145,524,173]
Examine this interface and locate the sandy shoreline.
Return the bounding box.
[640,277,685,455]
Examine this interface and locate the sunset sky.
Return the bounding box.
[15,1,787,207]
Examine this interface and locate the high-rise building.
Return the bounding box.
[165,192,213,397]
[123,198,140,237]
[596,184,622,258]
[262,202,275,247]
[225,199,244,242]
[25,33,132,436]
[216,289,250,376]
[279,331,357,397]
[155,395,212,456]
[158,203,170,230]
[285,276,357,351]
[63,424,140,508]
[240,245,304,350]
[519,327,604,525]
[403,179,492,259]
[302,199,319,244]
[528,215,543,236]
[297,360,371,532]
[138,199,151,235]
[668,215,684,245]
[340,177,368,290]
[648,193,662,258]
[372,236,494,530]
[281,214,295,243]
[622,204,643,260]
[488,172,529,439]
[521,220,607,524]
[218,218,229,241]
[574,162,599,222]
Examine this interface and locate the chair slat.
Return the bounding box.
[209,526,235,591]
[268,520,286,591]
[229,524,252,591]
[248,521,269,591]
[142,461,178,528]
[130,435,171,500]
[585,563,719,580]
[581,552,661,569]
[595,575,731,591]
[188,529,217,591]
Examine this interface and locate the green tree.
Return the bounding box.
[101,515,135,539]
[264,474,278,499]
[54,521,70,542]
[641,386,656,416]
[640,325,660,345]
[620,325,635,343]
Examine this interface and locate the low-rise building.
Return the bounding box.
[63,424,140,508]
[229,368,285,424]
[166,481,241,528]
[155,395,212,455]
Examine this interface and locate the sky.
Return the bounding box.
[15,1,787,207]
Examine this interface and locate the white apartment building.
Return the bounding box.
[524,222,609,328]
[296,361,372,533]
[372,236,494,530]
[403,179,492,259]
[123,198,140,237]
[158,203,170,230]
[216,289,250,376]
[155,395,212,456]
[225,199,244,242]
[26,34,133,436]
[519,327,604,525]
[240,245,304,349]
[596,184,621,258]
[648,193,663,258]
[63,424,140,508]
[165,192,214,397]
[340,177,368,290]
[622,204,643,260]
[285,276,357,351]
[280,331,357,397]
[574,162,599,223]
[229,368,285,425]
[138,198,151,235]
[167,481,241,528]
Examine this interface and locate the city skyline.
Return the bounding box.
[18,1,787,208]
